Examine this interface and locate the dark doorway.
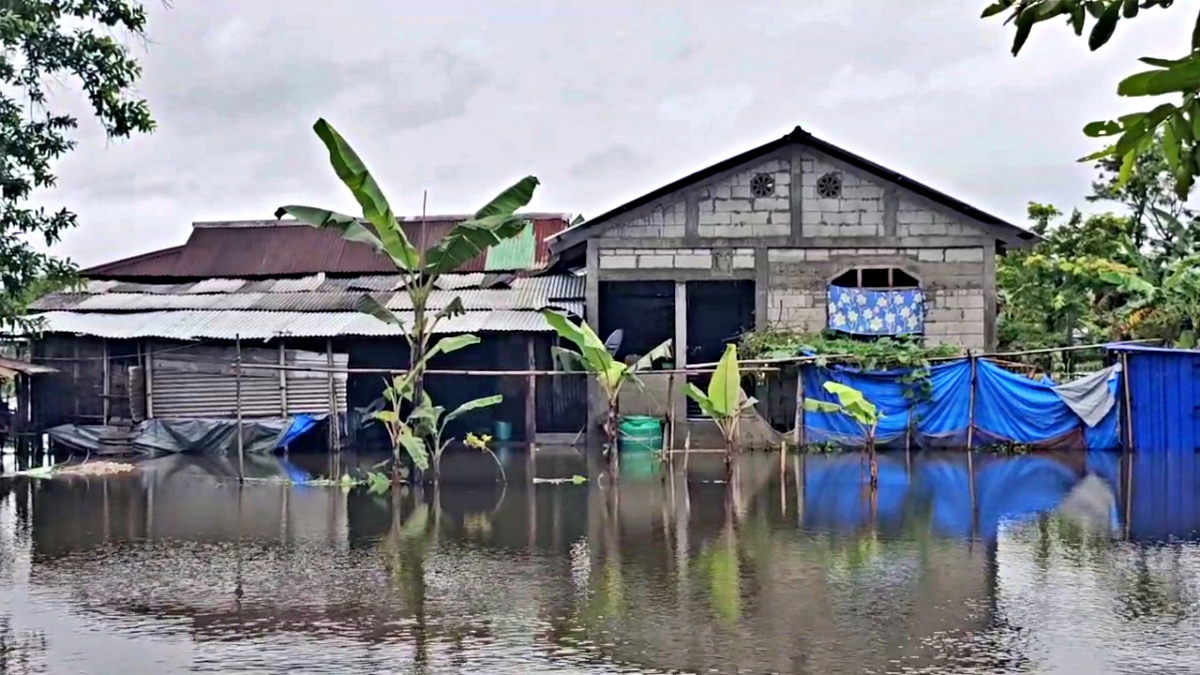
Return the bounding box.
[599,281,675,362]
[685,280,755,418]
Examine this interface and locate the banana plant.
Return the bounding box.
[409,391,505,483]
[803,381,883,486]
[685,344,757,469]
[541,309,671,475]
[276,119,538,478]
[370,332,505,482]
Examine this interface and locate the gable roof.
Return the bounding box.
[548,126,1037,253]
[86,214,572,280]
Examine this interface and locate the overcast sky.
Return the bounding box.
[38,0,1186,267]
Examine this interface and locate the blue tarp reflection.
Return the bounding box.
[802,452,1123,542]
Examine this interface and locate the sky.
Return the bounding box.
[38,0,1188,268]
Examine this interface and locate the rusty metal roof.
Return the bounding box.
[85,215,571,279]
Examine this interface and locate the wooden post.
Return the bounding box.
[235,335,245,484]
[966,352,978,450]
[101,338,110,427]
[326,338,340,451]
[145,341,155,419]
[279,340,288,417]
[1120,351,1135,452]
[525,337,537,446]
[966,352,977,531]
[793,364,805,449]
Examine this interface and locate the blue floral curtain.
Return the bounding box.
[827,286,925,336]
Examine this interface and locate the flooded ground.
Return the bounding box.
[1,448,1199,674]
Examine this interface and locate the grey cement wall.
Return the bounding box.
[586,147,1000,352]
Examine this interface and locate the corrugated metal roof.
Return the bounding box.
[510,275,585,299]
[84,215,570,279]
[33,309,560,339]
[187,278,247,294]
[484,223,536,271]
[30,274,584,313]
[434,273,486,290]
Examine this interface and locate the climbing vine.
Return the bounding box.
[739,328,961,402]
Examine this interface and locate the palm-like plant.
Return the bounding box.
[276,119,537,480]
[541,309,671,476]
[685,344,758,471]
[803,381,882,486]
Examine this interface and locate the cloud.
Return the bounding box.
[657,84,756,132]
[815,64,920,107]
[29,0,1186,268]
[569,144,653,180]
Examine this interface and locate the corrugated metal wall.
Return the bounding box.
[1122,347,1200,453]
[150,343,347,419]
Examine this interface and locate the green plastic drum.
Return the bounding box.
[618,415,663,454]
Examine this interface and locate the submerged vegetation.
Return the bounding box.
[685,344,757,471]
[542,309,671,476]
[277,119,538,485]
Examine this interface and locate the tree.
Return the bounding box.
[985,0,1200,197]
[1,1,155,330]
[277,119,538,482]
[997,203,1152,352]
[1088,139,1200,266]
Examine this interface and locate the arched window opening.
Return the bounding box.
[831,267,919,289]
[827,267,925,337]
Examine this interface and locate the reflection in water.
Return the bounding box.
[0,449,1199,673]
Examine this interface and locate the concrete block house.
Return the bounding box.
[548,126,1038,435]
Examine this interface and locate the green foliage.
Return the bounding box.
[2,1,155,332]
[543,309,671,449]
[740,329,957,402]
[985,0,1200,198]
[685,344,757,451]
[365,471,391,495]
[803,381,882,448]
[280,120,537,480]
[998,202,1158,352]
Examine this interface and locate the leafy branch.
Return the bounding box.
[985,0,1200,197]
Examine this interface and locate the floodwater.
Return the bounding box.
[1,448,1199,675]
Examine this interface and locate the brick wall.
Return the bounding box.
[599,200,686,239]
[765,247,986,349]
[897,195,988,238]
[598,247,755,270]
[800,156,886,238]
[697,159,791,238]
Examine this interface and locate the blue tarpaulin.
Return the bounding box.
[276,414,322,450]
[800,359,1121,450]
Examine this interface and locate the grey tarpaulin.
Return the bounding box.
[46,417,326,456]
[1052,363,1121,428]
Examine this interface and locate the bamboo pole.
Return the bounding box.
[145,341,155,419]
[526,337,537,447]
[216,363,782,377]
[326,338,340,452]
[235,335,245,484]
[966,352,978,451]
[665,371,676,461]
[101,338,110,427]
[278,340,288,417]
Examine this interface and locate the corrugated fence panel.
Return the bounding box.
[151,350,348,419]
[1117,346,1200,453]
